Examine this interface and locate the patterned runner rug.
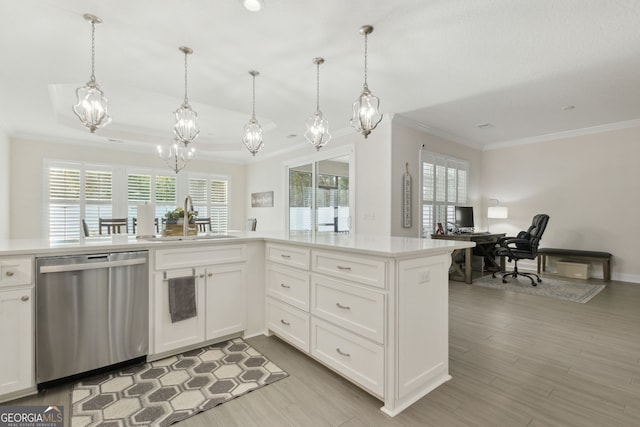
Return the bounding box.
[71,338,288,426]
[472,274,605,303]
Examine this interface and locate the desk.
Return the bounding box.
[431,233,506,284]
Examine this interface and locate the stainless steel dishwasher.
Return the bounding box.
[36,251,149,385]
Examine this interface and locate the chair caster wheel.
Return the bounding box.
[502,279,507,284]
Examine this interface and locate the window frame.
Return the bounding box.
[419,150,470,238]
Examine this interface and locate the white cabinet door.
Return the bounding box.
[205,263,247,341]
[0,288,34,395]
[154,268,206,354]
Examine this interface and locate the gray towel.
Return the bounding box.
[168,276,197,323]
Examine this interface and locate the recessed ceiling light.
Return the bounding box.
[287,134,297,138]
[107,138,124,143]
[242,0,264,12]
[561,105,575,111]
[476,123,493,129]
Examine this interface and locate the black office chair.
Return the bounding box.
[492,214,550,286]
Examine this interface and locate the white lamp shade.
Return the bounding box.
[488,206,508,219]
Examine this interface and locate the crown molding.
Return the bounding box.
[392,115,483,149]
[484,118,640,151]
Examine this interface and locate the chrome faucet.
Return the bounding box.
[183,195,193,236]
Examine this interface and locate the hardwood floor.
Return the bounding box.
[9,277,640,426]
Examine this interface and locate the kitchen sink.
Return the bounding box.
[141,234,237,242]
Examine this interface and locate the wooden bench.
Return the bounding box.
[537,248,612,282]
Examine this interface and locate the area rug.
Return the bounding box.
[471,274,605,303]
[71,338,288,426]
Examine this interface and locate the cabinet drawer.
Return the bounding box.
[266,298,310,353]
[266,265,310,312]
[0,257,33,288]
[312,251,386,289]
[311,275,384,344]
[311,318,384,397]
[266,244,310,270]
[155,245,246,270]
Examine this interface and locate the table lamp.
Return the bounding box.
[487,199,508,232]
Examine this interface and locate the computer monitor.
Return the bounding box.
[455,206,474,229]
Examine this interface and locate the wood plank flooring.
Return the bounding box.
[8,276,640,426]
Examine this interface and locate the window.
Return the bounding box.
[45,160,230,241]
[188,176,229,232]
[420,151,469,237]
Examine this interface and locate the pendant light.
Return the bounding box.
[174,46,200,144]
[73,14,112,133]
[350,25,382,138]
[304,57,331,151]
[242,70,264,156]
[157,139,195,174]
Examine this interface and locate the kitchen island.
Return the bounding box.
[0,232,473,416]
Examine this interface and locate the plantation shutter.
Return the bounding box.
[48,167,81,241]
[421,151,469,237]
[84,170,113,234]
[127,174,152,230]
[155,175,177,220]
[210,179,228,232]
[189,178,209,218]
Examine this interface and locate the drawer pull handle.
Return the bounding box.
[280,319,290,326]
[208,273,213,277]
[336,302,351,310]
[280,254,292,259]
[336,348,351,357]
[21,295,29,302]
[6,270,15,277]
[337,265,351,271]
[280,283,291,289]
[199,274,205,278]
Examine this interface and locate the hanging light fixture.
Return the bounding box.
[350,25,382,139]
[304,57,331,151]
[242,70,264,156]
[174,46,200,144]
[73,14,112,133]
[157,139,195,174]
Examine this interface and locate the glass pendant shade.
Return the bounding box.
[174,102,200,144]
[350,85,382,139]
[350,25,382,139]
[243,117,264,156]
[157,140,195,174]
[305,57,331,150]
[174,46,200,144]
[243,70,264,156]
[73,81,111,133]
[305,111,330,150]
[73,14,111,133]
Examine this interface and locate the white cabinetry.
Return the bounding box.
[266,243,452,417]
[0,256,34,400]
[152,245,247,357]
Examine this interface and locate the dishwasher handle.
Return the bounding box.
[39,257,147,274]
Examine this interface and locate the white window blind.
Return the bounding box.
[421,151,469,237]
[155,175,177,220]
[188,178,209,217]
[48,167,81,241]
[85,170,113,234]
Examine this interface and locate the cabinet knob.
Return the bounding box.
[6,270,15,277]
[199,274,205,278]
[208,273,213,277]
[21,295,29,302]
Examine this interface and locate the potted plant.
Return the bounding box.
[163,208,198,236]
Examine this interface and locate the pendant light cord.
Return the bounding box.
[316,61,320,112]
[363,32,368,89]
[183,51,189,104]
[90,20,96,83]
[252,74,256,118]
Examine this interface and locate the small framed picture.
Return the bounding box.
[436,222,445,235]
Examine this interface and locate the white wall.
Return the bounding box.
[483,126,640,282]
[245,121,392,235]
[0,124,9,240]
[9,137,246,239]
[390,117,484,237]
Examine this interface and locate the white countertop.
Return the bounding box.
[0,231,474,258]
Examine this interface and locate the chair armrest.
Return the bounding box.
[500,237,530,247]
